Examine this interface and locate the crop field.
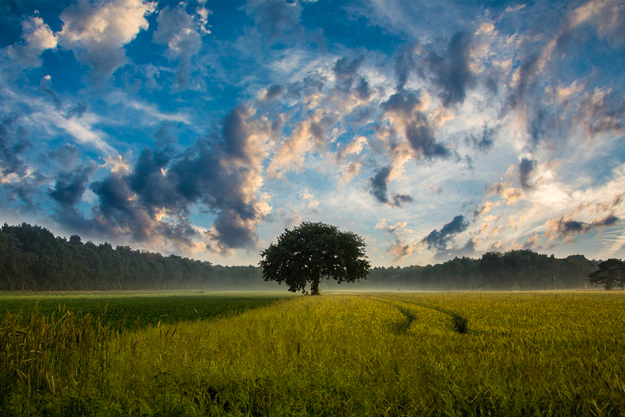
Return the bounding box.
[1,291,625,416]
[0,291,290,330]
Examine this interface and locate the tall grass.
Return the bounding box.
[1,292,624,416]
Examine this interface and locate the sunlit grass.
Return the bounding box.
[1,292,624,415]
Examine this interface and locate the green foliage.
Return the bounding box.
[1,292,625,416]
[0,223,215,291]
[589,259,625,290]
[259,222,370,294]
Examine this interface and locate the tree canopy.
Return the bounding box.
[589,259,625,290]
[259,222,370,295]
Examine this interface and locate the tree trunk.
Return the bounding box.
[311,277,320,295]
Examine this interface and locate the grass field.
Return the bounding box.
[0,291,291,330]
[1,291,624,416]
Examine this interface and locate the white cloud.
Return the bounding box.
[57,0,157,81]
[7,16,57,68]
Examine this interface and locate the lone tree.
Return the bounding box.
[588,259,625,290]
[259,222,370,295]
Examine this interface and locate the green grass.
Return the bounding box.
[1,291,625,416]
[0,291,292,330]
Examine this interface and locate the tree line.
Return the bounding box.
[0,223,215,291]
[0,222,604,291]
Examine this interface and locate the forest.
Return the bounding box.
[0,222,599,291]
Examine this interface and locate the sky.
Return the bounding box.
[0,0,624,267]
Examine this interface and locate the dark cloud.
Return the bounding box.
[127,148,179,216]
[3,171,47,207]
[434,237,479,262]
[79,106,266,251]
[405,120,450,159]
[49,164,95,207]
[546,214,619,241]
[369,166,412,207]
[264,84,285,101]
[333,55,365,79]
[381,89,422,117]
[0,115,31,177]
[355,77,372,100]
[369,165,391,205]
[421,215,468,250]
[392,193,413,207]
[519,157,535,189]
[422,31,476,107]
[333,55,365,92]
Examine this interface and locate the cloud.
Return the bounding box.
[49,164,96,207]
[0,115,31,179]
[7,15,57,68]
[574,87,625,139]
[519,157,535,189]
[545,213,619,242]
[262,84,286,101]
[421,31,477,107]
[153,4,209,89]
[468,125,496,152]
[245,0,305,41]
[368,165,412,207]
[421,215,468,250]
[388,241,416,262]
[381,89,450,160]
[474,201,499,216]
[267,109,335,178]
[333,55,365,92]
[299,188,319,208]
[57,0,156,81]
[502,187,526,205]
[56,105,271,253]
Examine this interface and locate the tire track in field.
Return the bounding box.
[367,296,469,335]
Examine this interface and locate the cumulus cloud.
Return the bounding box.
[421,215,469,250]
[57,0,156,81]
[58,106,271,254]
[7,15,57,68]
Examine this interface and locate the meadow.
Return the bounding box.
[1,291,624,416]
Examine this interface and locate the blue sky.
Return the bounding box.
[1,0,625,266]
